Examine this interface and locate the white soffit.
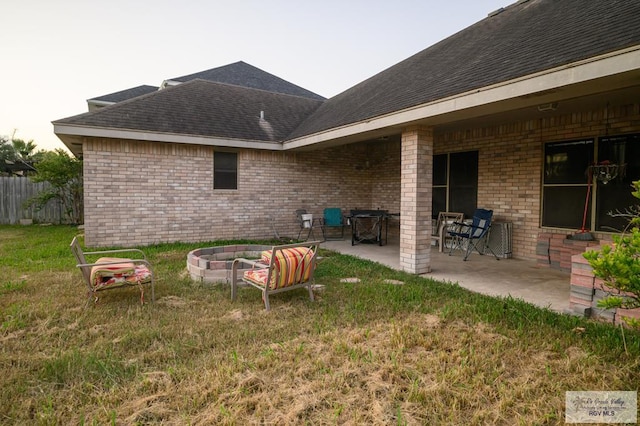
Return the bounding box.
[283,45,640,150]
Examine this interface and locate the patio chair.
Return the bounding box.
[70,237,155,304]
[231,240,321,310]
[321,207,345,240]
[296,209,320,241]
[447,208,500,261]
[431,211,464,252]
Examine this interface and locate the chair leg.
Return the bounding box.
[462,237,500,261]
[231,260,240,301]
[448,235,462,256]
[263,290,271,311]
[307,283,315,302]
[463,239,474,261]
[483,239,501,260]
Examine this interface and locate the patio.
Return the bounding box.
[321,239,571,314]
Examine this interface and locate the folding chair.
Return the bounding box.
[448,208,500,261]
[321,208,345,240]
[296,209,320,241]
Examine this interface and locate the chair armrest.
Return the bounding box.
[449,221,469,232]
[83,248,148,260]
[231,258,269,301]
[232,258,268,270]
[231,258,269,283]
[76,258,153,270]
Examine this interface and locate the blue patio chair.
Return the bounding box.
[321,208,345,240]
[448,208,500,261]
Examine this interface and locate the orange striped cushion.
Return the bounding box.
[243,268,270,288]
[247,247,314,289]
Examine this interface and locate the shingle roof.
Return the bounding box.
[58,0,640,148]
[88,85,159,103]
[288,0,640,139]
[168,61,326,101]
[56,79,323,142]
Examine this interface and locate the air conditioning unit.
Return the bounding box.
[484,221,513,258]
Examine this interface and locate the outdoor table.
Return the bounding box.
[348,209,393,246]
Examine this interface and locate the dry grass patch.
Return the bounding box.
[172,314,615,425]
[1,225,639,424]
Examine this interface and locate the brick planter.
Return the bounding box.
[537,232,600,272]
[569,246,640,325]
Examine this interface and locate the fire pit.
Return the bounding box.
[187,244,270,284]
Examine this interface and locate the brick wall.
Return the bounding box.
[82,138,396,247]
[434,102,640,259]
[82,102,639,260]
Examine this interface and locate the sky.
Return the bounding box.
[2,0,508,152]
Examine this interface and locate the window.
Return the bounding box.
[542,139,594,229]
[213,151,237,190]
[432,151,478,218]
[542,134,640,231]
[596,134,640,232]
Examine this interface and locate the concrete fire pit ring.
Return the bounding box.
[187,244,270,284]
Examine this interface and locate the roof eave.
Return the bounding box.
[284,45,640,150]
[53,123,284,157]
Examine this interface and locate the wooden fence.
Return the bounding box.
[0,177,64,224]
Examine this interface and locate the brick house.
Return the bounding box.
[54,0,640,281]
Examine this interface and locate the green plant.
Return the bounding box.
[584,180,640,328]
[25,149,83,224]
[0,132,44,176]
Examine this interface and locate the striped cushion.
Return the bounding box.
[243,247,314,289]
[90,257,152,290]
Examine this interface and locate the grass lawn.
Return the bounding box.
[0,225,638,424]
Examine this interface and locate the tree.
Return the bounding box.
[25,149,83,224]
[583,180,640,328]
[0,132,43,176]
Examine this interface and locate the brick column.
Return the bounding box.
[400,126,433,274]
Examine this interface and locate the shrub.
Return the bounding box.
[583,180,640,328]
[25,149,83,224]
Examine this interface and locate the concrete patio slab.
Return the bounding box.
[321,239,571,313]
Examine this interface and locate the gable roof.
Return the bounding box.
[164,61,326,101]
[55,79,323,150]
[288,0,640,139]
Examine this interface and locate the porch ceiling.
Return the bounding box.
[434,71,640,134]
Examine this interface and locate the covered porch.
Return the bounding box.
[321,239,571,314]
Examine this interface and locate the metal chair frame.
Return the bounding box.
[448,209,500,261]
[296,209,321,241]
